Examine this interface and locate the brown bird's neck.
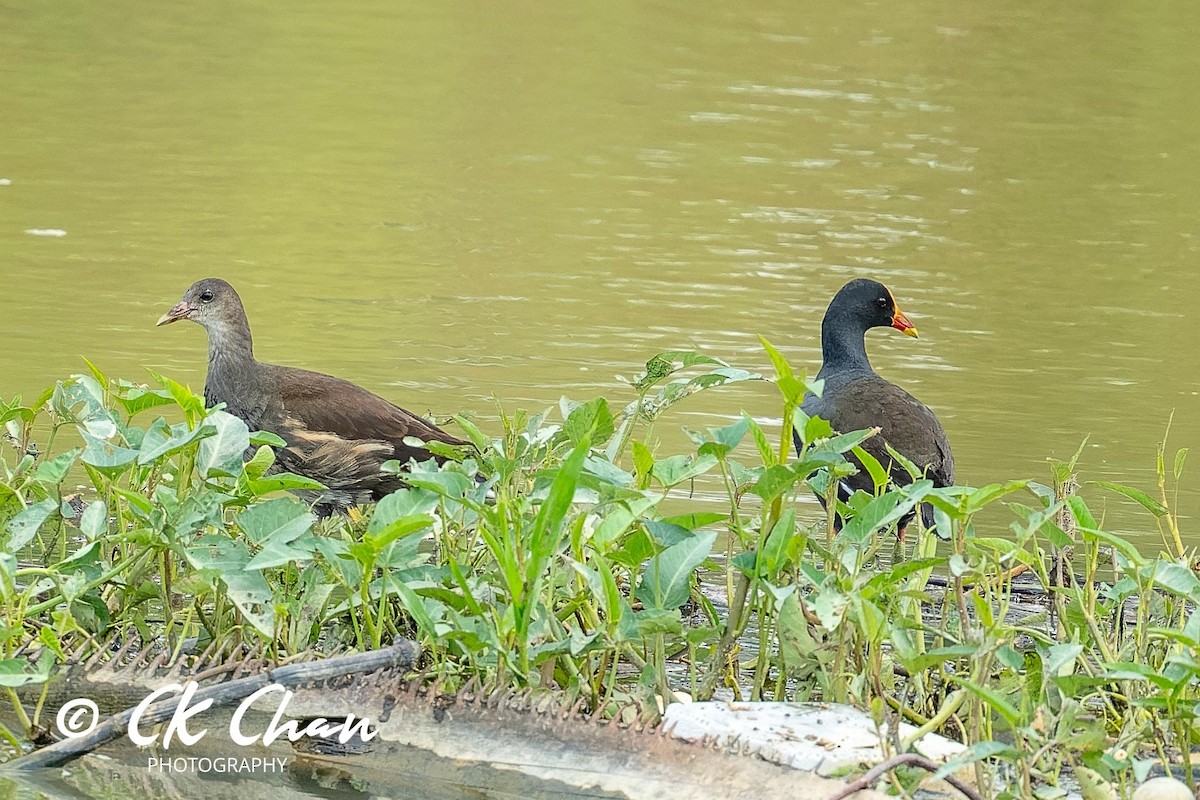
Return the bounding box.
[204,309,256,366]
[201,311,265,410]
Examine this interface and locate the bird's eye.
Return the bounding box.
[199,290,215,303]
[875,297,888,309]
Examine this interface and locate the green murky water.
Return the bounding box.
[3,2,1199,544]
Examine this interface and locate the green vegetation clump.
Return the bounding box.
[1,347,1196,799]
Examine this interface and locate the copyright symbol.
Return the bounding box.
[56,699,99,738]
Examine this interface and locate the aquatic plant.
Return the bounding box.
[1,351,1197,798]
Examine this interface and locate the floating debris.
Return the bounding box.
[1132,777,1193,800]
[25,228,67,237]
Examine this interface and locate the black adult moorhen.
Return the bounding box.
[793,278,954,539]
[157,278,470,516]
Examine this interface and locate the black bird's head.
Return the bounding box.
[157,278,246,333]
[828,278,918,338]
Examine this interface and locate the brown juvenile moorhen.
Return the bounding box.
[793,278,954,539]
[157,278,470,516]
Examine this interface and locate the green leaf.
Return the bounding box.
[750,464,802,502]
[651,453,718,487]
[634,529,716,611]
[80,500,108,539]
[196,410,250,477]
[636,368,757,420]
[1101,662,1177,691]
[800,410,834,447]
[758,336,794,383]
[819,429,877,455]
[866,556,942,592]
[731,549,758,578]
[898,644,978,673]
[1076,526,1145,568]
[563,397,614,445]
[933,741,1019,780]
[963,480,1029,514]
[569,554,624,626]
[0,552,14,589]
[400,469,474,499]
[137,418,210,465]
[630,350,729,392]
[632,607,684,636]
[364,514,433,552]
[592,497,658,550]
[1044,643,1083,678]
[642,520,693,549]
[79,430,139,473]
[54,376,116,437]
[632,354,681,390]
[951,676,1022,726]
[185,534,275,636]
[386,577,439,636]
[452,414,491,451]
[79,357,107,389]
[111,486,154,516]
[246,472,326,495]
[777,593,821,669]
[5,498,56,551]
[243,445,276,480]
[369,489,440,533]
[746,415,777,465]
[147,370,207,420]
[690,417,750,460]
[112,384,176,417]
[528,438,589,576]
[0,658,51,688]
[33,448,82,484]
[1144,561,1200,599]
[249,430,287,448]
[660,511,726,530]
[583,455,634,487]
[882,441,921,480]
[245,533,318,571]
[839,491,916,543]
[632,441,654,486]
[850,595,886,643]
[810,586,847,630]
[1067,496,1097,529]
[236,497,316,549]
[760,509,795,576]
[1092,481,1168,517]
[851,445,888,492]
[603,416,633,463]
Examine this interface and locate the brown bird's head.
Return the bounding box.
[157,278,246,331]
[828,278,919,338]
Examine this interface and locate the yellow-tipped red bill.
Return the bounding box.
[891,309,919,338]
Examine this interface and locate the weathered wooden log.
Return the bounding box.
[3,639,419,771]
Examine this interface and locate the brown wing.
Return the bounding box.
[812,375,953,488]
[266,364,470,464]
